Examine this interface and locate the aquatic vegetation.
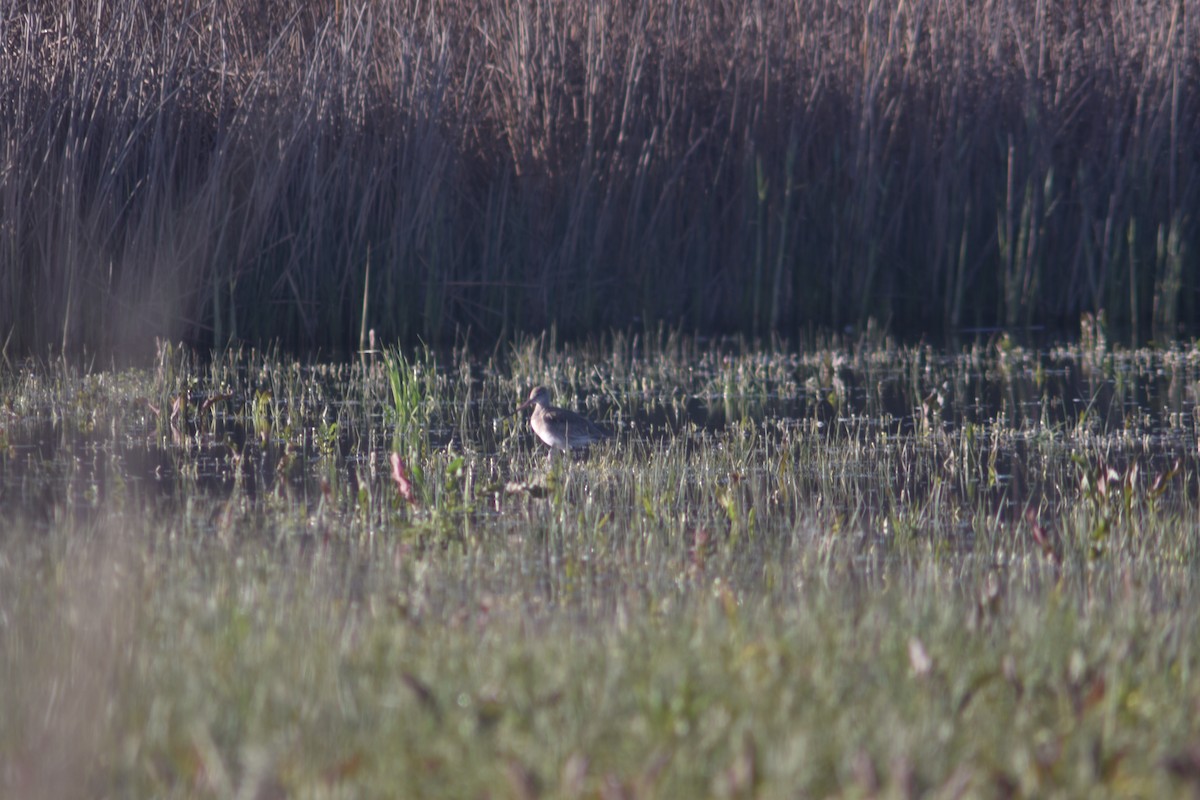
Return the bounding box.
[3,2,1199,354]
[2,337,1200,796]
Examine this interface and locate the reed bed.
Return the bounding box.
[1,1,1198,358]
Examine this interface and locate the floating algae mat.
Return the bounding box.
[2,337,1200,797]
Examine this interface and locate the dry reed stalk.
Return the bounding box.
[0,0,1196,357]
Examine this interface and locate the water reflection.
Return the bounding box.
[1,347,1197,525]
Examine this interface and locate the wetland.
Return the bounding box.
[3,332,1200,797]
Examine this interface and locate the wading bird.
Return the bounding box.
[514,386,609,452]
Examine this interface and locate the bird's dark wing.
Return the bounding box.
[543,407,609,438]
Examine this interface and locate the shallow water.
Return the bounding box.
[1,345,1197,534]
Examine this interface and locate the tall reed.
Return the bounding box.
[1,0,1196,357]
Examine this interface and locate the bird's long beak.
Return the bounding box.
[508,399,533,418]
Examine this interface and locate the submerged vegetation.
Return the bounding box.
[3,333,1200,796]
[2,1,1199,357]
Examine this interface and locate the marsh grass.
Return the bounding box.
[2,337,1200,796]
[2,1,1199,358]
